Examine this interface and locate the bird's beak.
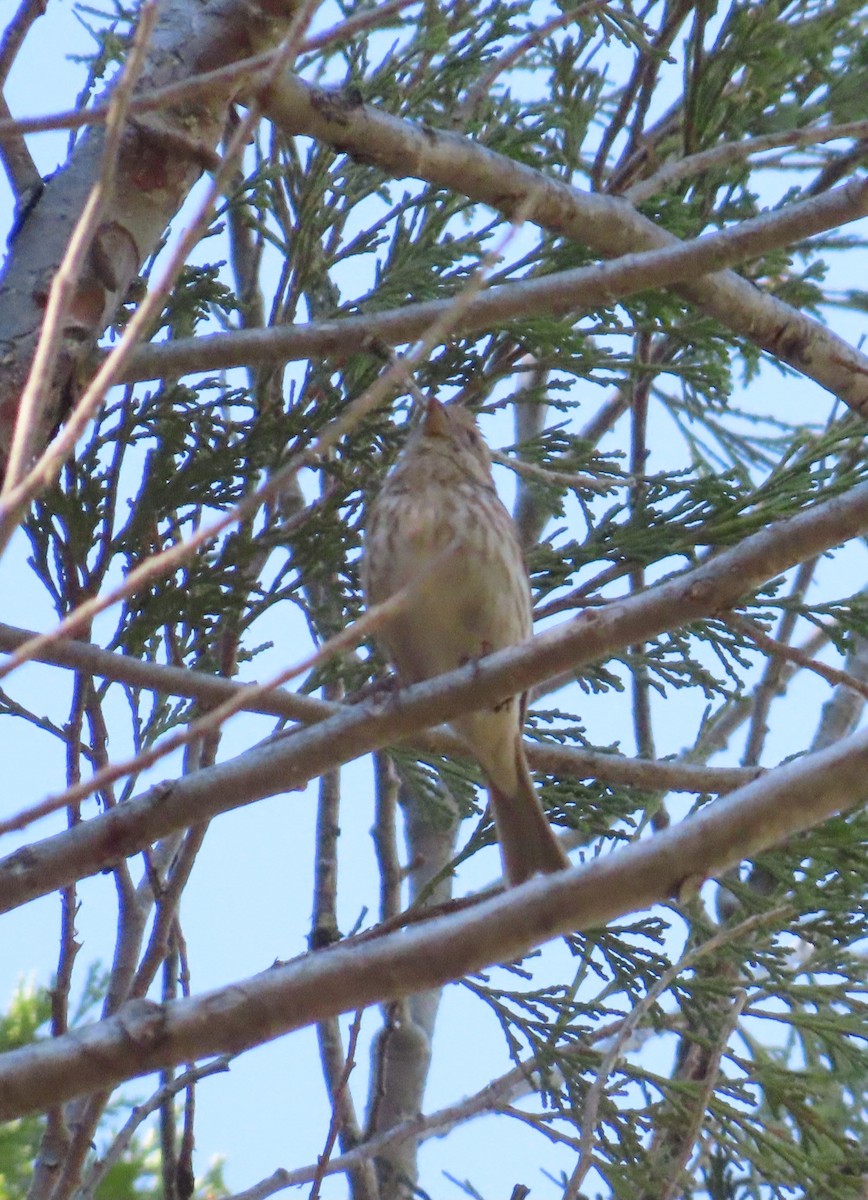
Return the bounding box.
[423,397,450,437]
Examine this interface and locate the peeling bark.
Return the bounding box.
[0,0,299,472]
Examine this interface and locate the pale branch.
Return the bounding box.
[0,52,276,139]
[0,90,40,199]
[516,743,760,795]
[511,357,552,548]
[311,691,344,943]
[367,743,441,1195]
[628,333,655,772]
[2,477,868,913]
[311,693,378,1200]
[253,74,868,412]
[0,549,446,833]
[372,753,402,925]
[129,824,207,1002]
[364,994,432,1197]
[0,620,332,723]
[0,621,757,802]
[811,631,868,753]
[625,118,868,204]
[122,169,868,416]
[0,1,421,141]
[2,719,868,1120]
[309,1010,365,1200]
[398,768,460,1035]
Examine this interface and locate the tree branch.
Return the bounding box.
[122,160,868,416]
[2,717,868,1119]
[3,477,868,912]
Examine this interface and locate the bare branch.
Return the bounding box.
[0,620,755,810]
[78,1058,230,1198]
[122,170,868,414]
[0,90,40,199]
[250,76,868,410]
[626,119,868,204]
[729,610,868,707]
[1,722,867,1117]
[4,474,868,909]
[310,1010,366,1200]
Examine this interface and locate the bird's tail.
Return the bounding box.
[488,741,569,885]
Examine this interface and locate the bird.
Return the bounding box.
[362,396,570,885]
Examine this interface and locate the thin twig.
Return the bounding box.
[687,626,831,766]
[301,0,418,55]
[490,448,619,494]
[0,0,46,86]
[310,681,377,1200]
[0,532,458,831]
[309,1010,365,1200]
[457,0,613,122]
[741,560,819,767]
[626,119,868,203]
[130,824,208,1000]
[0,1,419,142]
[728,611,868,705]
[658,989,748,1200]
[79,1058,230,1197]
[627,332,655,778]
